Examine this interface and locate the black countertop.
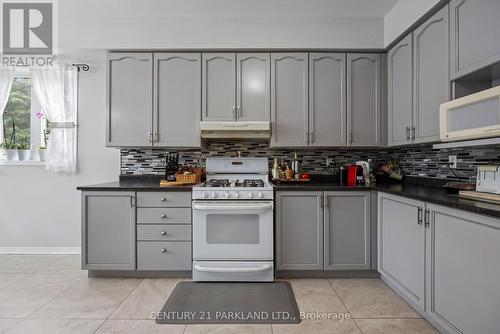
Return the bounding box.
[76,181,198,191]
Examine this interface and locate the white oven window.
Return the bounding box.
[206,214,260,244]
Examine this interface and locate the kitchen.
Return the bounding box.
[1,0,500,333]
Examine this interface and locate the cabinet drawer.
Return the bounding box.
[137,241,191,270]
[137,208,191,224]
[137,192,191,208]
[137,225,191,241]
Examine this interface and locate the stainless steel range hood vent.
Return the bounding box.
[200,121,271,139]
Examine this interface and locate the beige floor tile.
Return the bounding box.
[0,274,81,318]
[184,324,272,334]
[96,319,185,334]
[272,319,361,334]
[37,255,84,274]
[0,319,22,334]
[355,319,438,334]
[0,274,28,289]
[330,279,421,319]
[30,277,142,319]
[0,255,63,274]
[5,318,103,334]
[288,279,349,314]
[110,278,181,319]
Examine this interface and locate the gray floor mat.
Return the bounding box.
[156,281,301,324]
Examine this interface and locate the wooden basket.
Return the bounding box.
[175,168,203,183]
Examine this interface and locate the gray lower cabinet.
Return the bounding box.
[270,53,309,147]
[425,204,500,334]
[81,191,136,270]
[202,53,236,121]
[324,192,371,270]
[347,53,381,147]
[107,53,153,147]
[388,35,413,146]
[137,241,191,270]
[236,53,271,122]
[413,5,450,144]
[154,53,201,147]
[309,53,347,147]
[378,192,425,310]
[276,191,323,270]
[450,0,500,79]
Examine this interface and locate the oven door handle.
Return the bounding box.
[194,264,272,273]
[192,203,273,211]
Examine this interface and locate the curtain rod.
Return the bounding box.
[72,64,89,72]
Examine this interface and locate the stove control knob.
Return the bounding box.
[202,192,208,199]
[222,192,229,199]
[257,192,264,199]
[211,192,217,199]
[248,192,254,199]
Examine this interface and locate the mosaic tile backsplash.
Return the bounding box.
[121,141,500,182]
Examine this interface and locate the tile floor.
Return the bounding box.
[0,255,438,334]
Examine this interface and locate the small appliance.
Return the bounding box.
[476,165,500,194]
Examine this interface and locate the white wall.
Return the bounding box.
[384,0,441,46]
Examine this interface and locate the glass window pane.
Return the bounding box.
[2,77,32,147]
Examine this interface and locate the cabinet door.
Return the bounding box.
[81,192,136,270]
[450,0,500,78]
[270,53,309,147]
[202,53,236,121]
[324,192,370,270]
[236,53,270,122]
[154,53,201,147]
[378,193,425,310]
[388,35,413,146]
[276,191,323,270]
[347,53,380,147]
[107,53,153,147]
[309,53,347,147]
[413,6,450,144]
[426,204,500,334]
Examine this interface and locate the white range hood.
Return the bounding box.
[200,121,271,139]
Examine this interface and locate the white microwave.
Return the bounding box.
[440,86,500,142]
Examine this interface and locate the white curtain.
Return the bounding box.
[0,67,16,144]
[31,65,78,173]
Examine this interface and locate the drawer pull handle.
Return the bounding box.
[161,248,167,253]
[160,214,167,218]
[161,231,167,236]
[161,197,166,202]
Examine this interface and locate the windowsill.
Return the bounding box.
[0,160,46,166]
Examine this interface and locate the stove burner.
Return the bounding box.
[243,179,265,187]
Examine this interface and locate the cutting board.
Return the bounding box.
[459,190,500,204]
[160,180,198,187]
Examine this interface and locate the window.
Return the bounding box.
[1,68,46,158]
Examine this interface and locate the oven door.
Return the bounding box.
[192,201,273,260]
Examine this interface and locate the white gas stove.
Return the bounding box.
[192,157,274,282]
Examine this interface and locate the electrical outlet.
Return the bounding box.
[448,155,458,169]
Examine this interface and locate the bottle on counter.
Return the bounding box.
[292,152,300,179]
[285,163,294,180]
[367,159,376,185]
[272,158,279,180]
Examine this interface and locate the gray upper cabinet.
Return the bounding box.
[309,53,347,147]
[324,192,370,270]
[388,35,413,146]
[276,191,323,270]
[107,53,153,147]
[202,53,236,121]
[82,192,136,270]
[154,53,201,147]
[450,0,500,79]
[236,53,270,122]
[271,53,309,147]
[425,204,500,334]
[347,53,381,147]
[413,6,450,144]
[378,192,425,310]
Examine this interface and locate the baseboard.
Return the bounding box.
[0,247,81,255]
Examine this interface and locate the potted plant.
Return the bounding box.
[0,142,18,160]
[1,112,18,160]
[17,142,30,161]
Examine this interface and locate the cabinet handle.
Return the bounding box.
[232,105,236,119]
[237,105,241,117]
[424,209,430,227]
[148,131,153,143]
[161,248,167,253]
[130,197,135,208]
[417,207,423,225]
[160,214,166,218]
[161,231,167,236]
[160,197,166,202]
[153,132,159,143]
[411,125,416,141]
[406,126,410,141]
[349,133,353,144]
